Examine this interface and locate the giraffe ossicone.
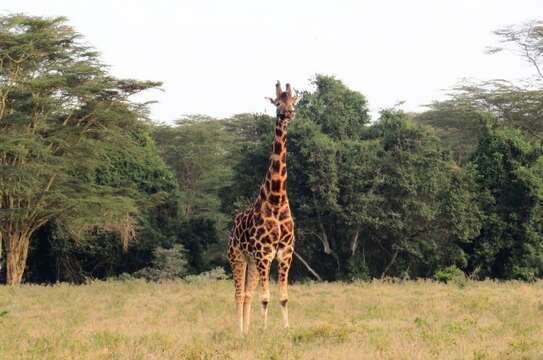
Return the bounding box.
[228,81,297,335]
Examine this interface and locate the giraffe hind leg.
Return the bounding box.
[243,260,259,335]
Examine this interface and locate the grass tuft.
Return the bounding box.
[291,324,349,344]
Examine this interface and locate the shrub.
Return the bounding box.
[133,245,189,281]
[347,257,370,281]
[511,266,537,282]
[434,265,467,287]
[185,267,229,282]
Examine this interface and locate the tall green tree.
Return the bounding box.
[153,115,234,223]
[23,125,178,283]
[469,125,543,280]
[296,74,370,140]
[284,76,369,277]
[287,118,342,275]
[152,115,258,272]
[218,113,276,215]
[350,110,481,278]
[0,15,161,284]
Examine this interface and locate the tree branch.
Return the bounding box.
[293,251,322,281]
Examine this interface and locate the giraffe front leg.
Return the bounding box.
[243,260,259,335]
[230,256,247,335]
[277,245,293,329]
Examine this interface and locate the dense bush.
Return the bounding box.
[433,266,466,284]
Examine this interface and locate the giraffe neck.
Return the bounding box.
[257,116,289,208]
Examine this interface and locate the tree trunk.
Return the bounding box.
[317,222,341,272]
[350,228,360,257]
[381,249,399,279]
[312,195,341,272]
[5,231,31,285]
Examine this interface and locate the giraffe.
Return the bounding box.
[228,81,298,335]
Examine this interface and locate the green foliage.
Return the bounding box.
[152,117,243,273]
[95,128,177,195]
[177,218,225,273]
[346,256,370,281]
[0,14,175,283]
[297,74,370,140]
[224,78,482,281]
[184,267,229,282]
[433,265,466,284]
[219,113,275,215]
[153,116,235,223]
[468,125,543,279]
[414,101,488,163]
[417,21,543,153]
[133,245,189,281]
[446,82,543,140]
[6,14,543,284]
[349,110,481,279]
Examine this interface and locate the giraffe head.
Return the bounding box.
[266,81,298,120]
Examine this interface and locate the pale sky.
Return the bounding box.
[2,1,541,122]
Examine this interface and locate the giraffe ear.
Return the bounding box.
[265,97,276,105]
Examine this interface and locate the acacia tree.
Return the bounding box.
[414,101,488,163]
[416,20,543,161]
[488,20,543,81]
[0,15,160,284]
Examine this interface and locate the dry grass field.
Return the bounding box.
[0,279,542,359]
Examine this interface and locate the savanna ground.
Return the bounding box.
[0,279,542,359]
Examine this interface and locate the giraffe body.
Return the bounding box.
[228,82,297,335]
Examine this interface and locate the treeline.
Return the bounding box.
[1,15,543,284]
